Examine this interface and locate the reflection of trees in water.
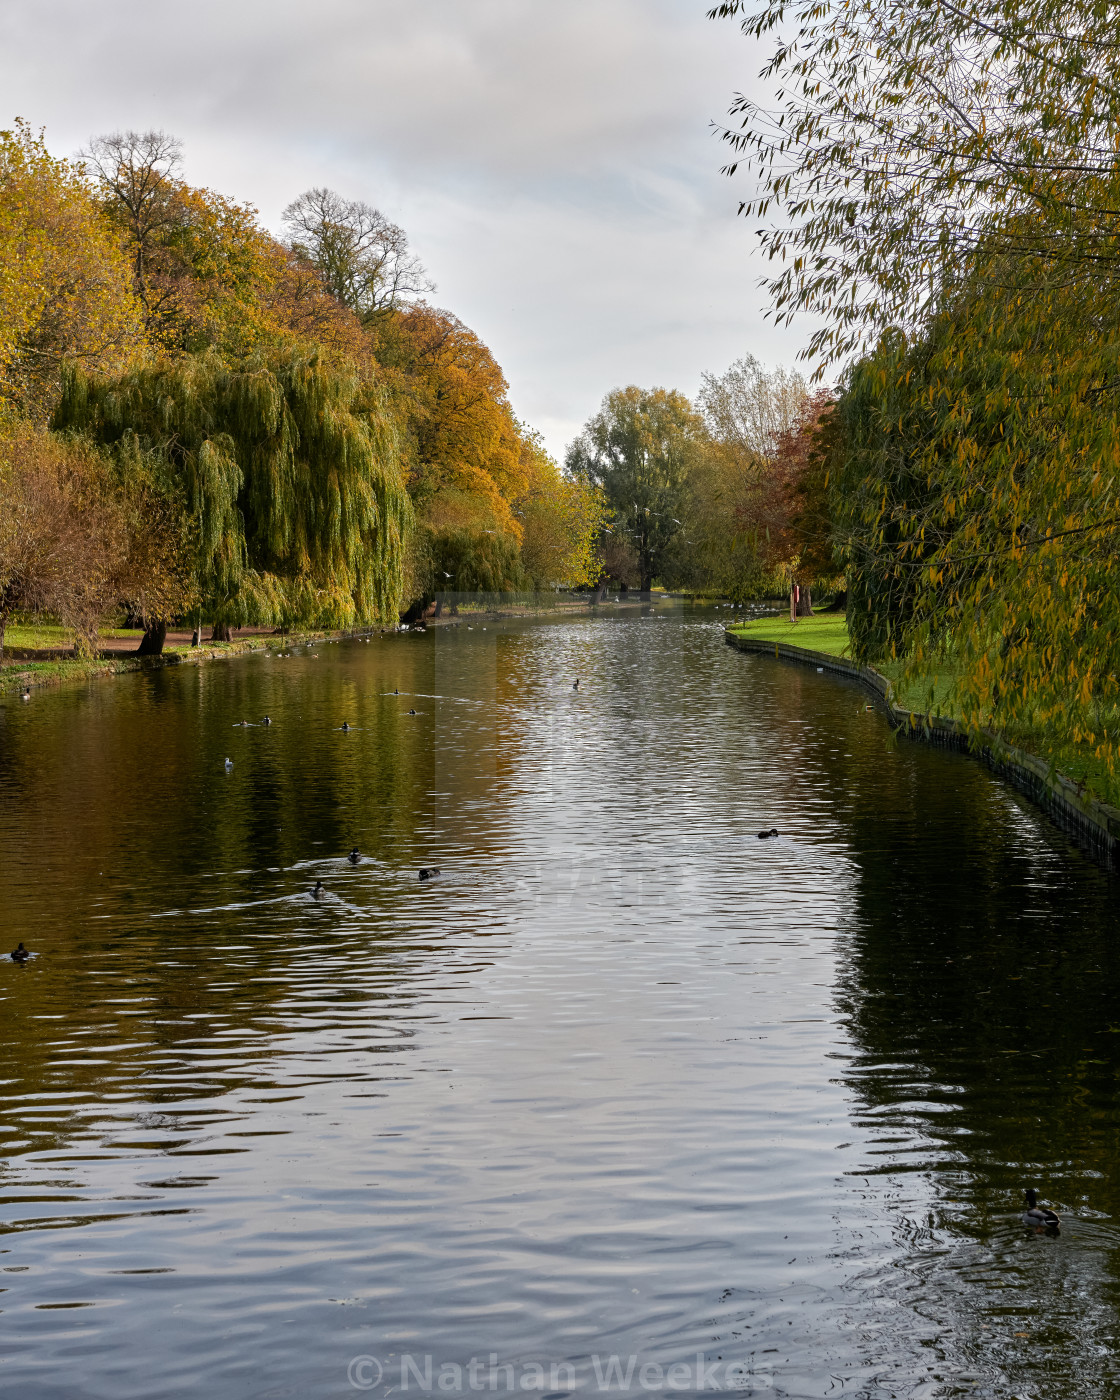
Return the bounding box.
[0,638,516,1168]
[829,730,1120,1393]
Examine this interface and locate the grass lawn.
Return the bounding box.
[728,612,852,657]
[730,613,1120,809]
[3,621,142,649]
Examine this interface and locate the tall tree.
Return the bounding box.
[711,0,1120,365]
[697,354,808,460]
[567,387,704,596]
[82,129,187,346]
[283,188,433,325]
[53,350,411,645]
[0,121,141,423]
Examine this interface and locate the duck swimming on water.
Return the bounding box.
[348,848,361,864]
[312,880,326,900]
[1022,1189,1060,1229]
[10,942,30,963]
[757,828,779,839]
[419,868,441,881]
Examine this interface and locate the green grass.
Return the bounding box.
[728,612,852,657]
[731,613,1120,810]
[3,620,144,649]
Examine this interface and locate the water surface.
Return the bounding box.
[1,608,1118,1399]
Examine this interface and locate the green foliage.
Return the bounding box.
[826,255,1120,771]
[428,527,527,598]
[567,386,705,592]
[53,349,411,628]
[712,0,1120,366]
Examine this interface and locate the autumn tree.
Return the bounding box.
[514,433,609,591]
[0,427,189,659]
[283,188,433,326]
[567,387,704,596]
[53,350,411,646]
[0,121,141,423]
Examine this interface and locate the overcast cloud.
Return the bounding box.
[0,0,814,457]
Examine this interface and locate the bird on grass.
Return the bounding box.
[10,942,30,963]
[757,828,780,839]
[1022,1189,1060,1230]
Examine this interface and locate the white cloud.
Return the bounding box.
[0,0,818,457]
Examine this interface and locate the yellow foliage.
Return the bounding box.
[0,121,141,423]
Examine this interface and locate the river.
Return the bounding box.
[1,605,1118,1399]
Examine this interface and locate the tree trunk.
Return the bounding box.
[790,584,797,622]
[433,598,443,618]
[796,584,813,617]
[137,619,167,656]
[210,622,233,642]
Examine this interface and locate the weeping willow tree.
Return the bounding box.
[54,349,411,644]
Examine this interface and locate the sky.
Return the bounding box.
[0,0,814,460]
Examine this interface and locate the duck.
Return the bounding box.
[224,757,234,770]
[347,848,361,865]
[20,688,31,701]
[572,678,580,690]
[341,721,351,732]
[312,880,326,900]
[262,716,272,725]
[10,942,30,963]
[418,867,441,881]
[1022,1189,1060,1229]
[757,828,780,839]
[407,708,417,715]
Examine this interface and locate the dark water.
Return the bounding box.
[1,607,1119,1400]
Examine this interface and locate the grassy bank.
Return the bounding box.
[0,628,347,696]
[726,613,852,658]
[729,614,1120,809]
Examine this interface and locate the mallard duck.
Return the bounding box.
[10,942,30,963]
[312,880,326,900]
[1022,1189,1060,1229]
[347,848,361,864]
[757,828,780,839]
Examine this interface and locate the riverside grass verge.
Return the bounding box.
[728,614,1120,815]
[0,629,355,696]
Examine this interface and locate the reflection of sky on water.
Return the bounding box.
[0,608,1117,1397]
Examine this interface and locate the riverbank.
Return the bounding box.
[726,618,1120,868]
[0,596,610,697]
